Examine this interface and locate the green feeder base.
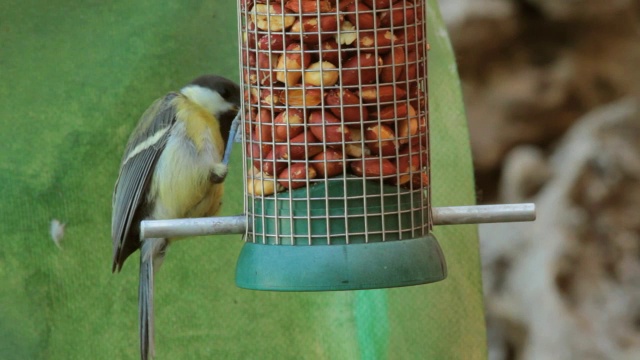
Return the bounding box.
[235,234,447,291]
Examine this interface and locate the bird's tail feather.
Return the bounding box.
[139,248,154,360]
[139,238,167,360]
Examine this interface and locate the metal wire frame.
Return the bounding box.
[237,0,430,246]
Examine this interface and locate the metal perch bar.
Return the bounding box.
[140,204,536,239]
[431,203,536,225]
[141,215,247,239]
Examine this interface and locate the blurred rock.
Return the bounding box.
[438,0,640,201]
[498,145,551,203]
[525,0,635,21]
[437,1,640,358]
[481,99,640,360]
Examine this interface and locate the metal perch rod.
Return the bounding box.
[140,203,536,239]
[431,203,536,225]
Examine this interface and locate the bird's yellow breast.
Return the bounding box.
[148,95,226,223]
[174,95,224,156]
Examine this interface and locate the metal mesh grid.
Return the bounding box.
[238,0,431,245]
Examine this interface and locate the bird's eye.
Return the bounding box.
[220,87,230,99]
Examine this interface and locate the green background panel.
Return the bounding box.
[0,0,486,359]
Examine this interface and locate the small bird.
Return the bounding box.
[111,75,240,360]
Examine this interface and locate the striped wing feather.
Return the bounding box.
[111,93,178,271]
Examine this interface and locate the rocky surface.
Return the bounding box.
[437,1,640,359]
[439,0,640,200]
[481,99,640,359]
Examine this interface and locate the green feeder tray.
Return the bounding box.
[236,234,446,291]
[236,176,447,291]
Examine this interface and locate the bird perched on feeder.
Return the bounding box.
[111,75,240,360]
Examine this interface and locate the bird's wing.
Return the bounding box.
[111,93,178,272]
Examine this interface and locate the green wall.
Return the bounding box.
[0,1,486,358]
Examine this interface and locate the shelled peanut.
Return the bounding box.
[242,0,429,195]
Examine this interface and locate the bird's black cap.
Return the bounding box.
[189,74,241,109]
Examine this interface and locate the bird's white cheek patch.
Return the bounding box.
[180,85,235,117]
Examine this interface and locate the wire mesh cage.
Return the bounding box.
[236,0,445,290]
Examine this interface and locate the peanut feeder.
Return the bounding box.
[238,0,441,291]
[139,1,536,292]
